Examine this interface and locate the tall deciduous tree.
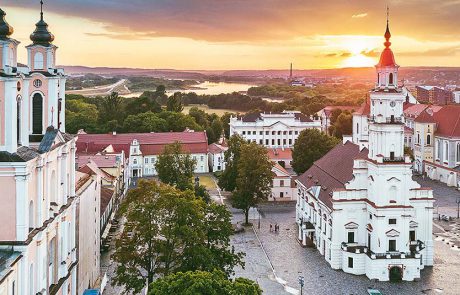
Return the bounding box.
[330,111,353,138]
[292,128,339,175]
[98,91,124,124]
[232,143,273,225]
[113,180,244,294]
[156,142,196,190]
[218,135,247,192]
[167,92,184,112]
[148,270,262,295]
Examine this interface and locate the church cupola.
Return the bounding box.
[375,9,399,90]
[27,0,58,72]
[0,8,14,39]
[30,1,54,46]
[0,8,19,72]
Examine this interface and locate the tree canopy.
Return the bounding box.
[113,180,244,294]
[291,128,340,175]
[218,135,247,192]
[156,142,196,191]
[231,142,273,224]
[148,270,262,295]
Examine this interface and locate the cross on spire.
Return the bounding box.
[40,0,44,20]
[386,5,389,25]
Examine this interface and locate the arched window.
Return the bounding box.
[427,134,431,145]
[389,73,394,85]
[17,96,22,145]
[356,123,359,134]
[32,93,43,134]
[444,142,449,162]
[34,52,44,69]
[436,140,441,159]
[133,159,137,165]
[417,133,420,144]
[8,48,14,66]
[50,170,57,203]
[28,200,34,231]
[457,143,460,162]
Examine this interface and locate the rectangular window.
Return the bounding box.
[347,232,355,243]
[409,230,416,242]
[253,131,256,135]
[278,139,281,146]
[144,158,149,164]
[242,131,246,135]
[388,239,396,251]
[389,219,397,225]
[289,139,292,145]
[151,158,155,164]
[283,139,287,145]
[280,180,284,187]
[272,139,275,145]
[348,257,353,268]
[369,214,372,220]
[289,131,292,135]
[265,131,269,135]
[259,140,263,144]
[200,156,204,161]
[265,139,269,145]
[259,131,263,135]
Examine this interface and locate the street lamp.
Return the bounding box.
[298,275,304,295]
[456,197,460,219]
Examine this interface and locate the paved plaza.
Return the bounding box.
[231,177,460,295]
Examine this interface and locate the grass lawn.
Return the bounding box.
[197,175,217,190]
[182,105,243,116]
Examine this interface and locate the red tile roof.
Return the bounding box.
[353,98,370,116]
[100,187,115,215]
[297,141,368,209]
[267,148,293,161]
[76,154,119,169]
[208,143,228,154]
[76,132,208,156]
[414,110,436,123]
[432,105,460,138]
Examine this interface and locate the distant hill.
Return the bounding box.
[61,66,460,85]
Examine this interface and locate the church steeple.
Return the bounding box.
[30,0,55,46]
[0,8,14,39]
[375,7,399,89]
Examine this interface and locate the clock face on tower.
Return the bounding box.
[390,101,396,107]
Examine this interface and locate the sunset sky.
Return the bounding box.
[4,0,460,70]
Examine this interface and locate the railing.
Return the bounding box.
[341,240,425,260]
[383,156,405,162]
[369,116,403,124]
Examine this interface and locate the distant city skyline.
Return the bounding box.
[4,0,460,70]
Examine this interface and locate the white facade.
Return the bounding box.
[270,164,295,201]
[229,111,321,149]
[208,143,227,172]
[296,23,434,282]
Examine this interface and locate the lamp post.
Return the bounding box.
[456,197,460,219]
[257,208,261,229]
[298,275,304,295]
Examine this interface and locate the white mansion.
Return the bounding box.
[296,21,434,281]
[229,111,320,148]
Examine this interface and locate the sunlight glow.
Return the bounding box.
[340,54,376,68]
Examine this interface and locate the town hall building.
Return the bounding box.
[296,19,434,281]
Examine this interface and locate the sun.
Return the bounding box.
[341,54,376,68]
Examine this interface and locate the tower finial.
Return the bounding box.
[40,0,44,20]
[386,5,389,25]
[384,6,391,48]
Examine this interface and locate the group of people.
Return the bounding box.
[270,223,280,233]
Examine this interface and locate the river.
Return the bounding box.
[124,81,256,98]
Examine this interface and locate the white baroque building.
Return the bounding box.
[229,111,321,148]
[0,5,81,294]
[296,21,434,282]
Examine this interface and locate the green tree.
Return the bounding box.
[158,111,202,132]
[194,184,211,203]
[167,92,184,112]
[98,92,124,124]
[218,135,247,192]
[112,181,202,292]
[113,180,244,293]
[207,118,223,144]
[292,129,339,174]
[122,112,167,133]
[189,106,209,128]
[220,112,235,139]
[65,100,99,133]
[156,142,196,190]
[232,143,273,225]
[148,270,262,295]
[331,111,353,138]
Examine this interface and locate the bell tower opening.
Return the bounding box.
[32,93,43,134]
[16,96,22,145]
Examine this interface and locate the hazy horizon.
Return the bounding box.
[4,0,460,70]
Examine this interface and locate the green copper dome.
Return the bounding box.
[0,8,14,39]
[30,2,54,46]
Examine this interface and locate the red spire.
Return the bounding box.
[377,7,397,67]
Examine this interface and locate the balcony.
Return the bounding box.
[341,240,425,260]
[369,116,403,124]
[383,156,405,162]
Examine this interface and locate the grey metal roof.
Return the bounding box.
[38,126,59,153]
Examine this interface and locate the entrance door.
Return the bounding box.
[389,266,402,282]
[280,192,284,198]
[133,169,138,177]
